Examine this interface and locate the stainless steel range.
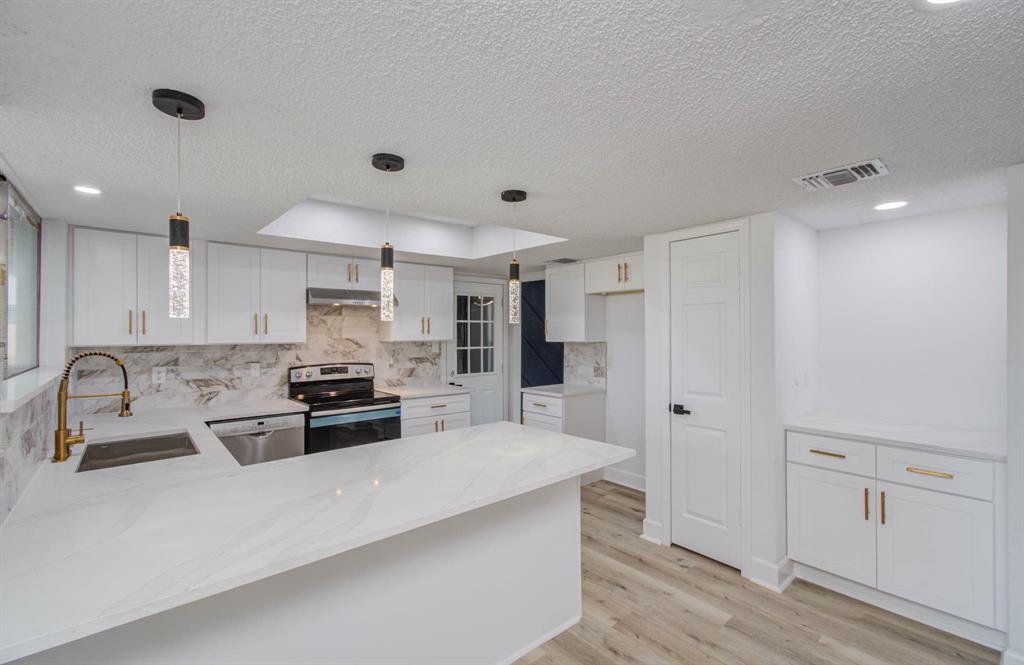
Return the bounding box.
[288,363,401,454]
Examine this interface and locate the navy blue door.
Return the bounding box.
[521,280,563,388]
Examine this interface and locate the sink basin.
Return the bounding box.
[76,433,198,472]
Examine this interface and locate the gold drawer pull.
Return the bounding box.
[864,487,869,521]
[532,402,547,408]
[881,491,886,525]
[264,313,269,336]
[141,310,147,335]
[617,263,622,283]
[430,404,448,409]
[906,466,954,479]
[624,262,630,282]
[128,309,133,335]
[355,263,359,283]
[809,448,846,459]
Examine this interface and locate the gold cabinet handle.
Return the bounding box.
[880,491,886,525]
[264,313,269,336]
[347,263,352,283]
[355,263,359,283]
[624,262,630,282]
[128,310,133,336]
[254,312,259,336]
[617,263,622,283]
[427,317,431,334]
[141,310,147,336]
[434,420,439,432]
[864,488,869,521]
[532,402,547,408]
[906,466,953,479]
[809,448,846,459]
[441,418,445,432]
[544,319,549,336]
[430,404,448,409]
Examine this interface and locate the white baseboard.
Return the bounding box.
[602,467,645,491]
[743,556,795,593]
[794,563,1006,650]
[499,614,581,665]
[641,518,664,545]
[1002,648,1024,665]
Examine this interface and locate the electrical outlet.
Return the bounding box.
[152,367,167,384]
[794,370,809,387]
[248,362,260,378]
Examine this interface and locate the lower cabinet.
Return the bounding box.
[401,394,472,437]
[785,430,1000,629]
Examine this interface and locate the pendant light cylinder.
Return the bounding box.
[508,259,521,325]
[380,242,395,322]
[168,215,191,319]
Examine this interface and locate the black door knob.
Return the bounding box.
[672,404,692,415]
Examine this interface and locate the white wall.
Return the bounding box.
[604,293,645,490]
[816,204,1007,430]
[1005,164,1024,665]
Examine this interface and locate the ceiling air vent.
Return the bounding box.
[793,158,891,191]
[550,258,578,264]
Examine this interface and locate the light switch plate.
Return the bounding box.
[152,367,167,384]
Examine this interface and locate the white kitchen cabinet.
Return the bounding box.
[401,393,472,436]
[73,228,139,346]
[520,386,605,441]
[522,410,563,432]
[308,254,378,290]
[207,243,306,344]
[381,262,454,342]
[584,252,643,294]
[136,234,194,345]
[544,263,605,342]
[876,481,994,626]
[259,249,307,343]
[786,463,876,587]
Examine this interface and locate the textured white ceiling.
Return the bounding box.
[1,0,1022,274]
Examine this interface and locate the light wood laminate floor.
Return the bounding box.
[517,481,999,665]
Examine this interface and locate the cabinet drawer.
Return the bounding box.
[876,446,993,501]
[787,431,875,477]
[401,394,471,420]
[522,411,563,433]
[522,394,563,418]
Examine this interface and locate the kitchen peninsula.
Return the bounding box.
[0,404,632,665]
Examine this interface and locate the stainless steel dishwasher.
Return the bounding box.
[207,413,306,466]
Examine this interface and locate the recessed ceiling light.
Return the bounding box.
[874,201,908,211]
[926,0,962,4]
[74,185,101,194]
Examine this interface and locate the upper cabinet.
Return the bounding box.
[307,254,379,290]
[380,262,454,342]
[207,243,306,344]
[73,228,195,346]
[585,252,643,294]
[545,263,606,343]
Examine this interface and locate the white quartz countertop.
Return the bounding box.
[380,384,472,399]
[0,401,632,663]
[520,384,606,398]
[787,412,1007,462]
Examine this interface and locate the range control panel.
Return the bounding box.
[289,363,374,384]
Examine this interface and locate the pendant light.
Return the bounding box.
[372,153,404,322]
[153,89,205,319]
[501,189,526,325]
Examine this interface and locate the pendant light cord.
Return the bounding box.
[176,111,182,214]
[385,167,392,244]
[511,200,517,261]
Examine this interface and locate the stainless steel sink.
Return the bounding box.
[76,433,198,472]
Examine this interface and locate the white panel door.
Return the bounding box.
[787,464,877,586]
[260,249,307,343]
[669,231,742,567]
[423,266,454,341]
[876,481,995,625]
[136,235,193,345]
[447,281,505,424]
[392,262,427,340]
[207,243,261,344]
[73,228,138,346]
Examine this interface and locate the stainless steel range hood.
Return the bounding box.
[307,287,392,307]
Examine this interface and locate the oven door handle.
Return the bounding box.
[308,407,402,429]
[311,404,401,418]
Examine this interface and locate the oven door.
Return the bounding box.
[306,404,402,455]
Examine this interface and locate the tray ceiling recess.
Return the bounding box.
[259,198,566,260]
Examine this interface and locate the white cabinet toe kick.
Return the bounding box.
[785,429,1007,649]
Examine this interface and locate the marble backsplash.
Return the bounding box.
[564,342,607,388]
[68,305,443,416]
[0,388,55,522]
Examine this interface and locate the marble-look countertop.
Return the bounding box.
[787,412,1007,462]
[521,384,607,398]
[380,384,472,399]
[0,401,632,663]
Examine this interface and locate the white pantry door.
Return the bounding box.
[447,281,505,424]
[669,231,743,568]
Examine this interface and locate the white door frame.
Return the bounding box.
[643,217,753,578]
[448,274,511,421]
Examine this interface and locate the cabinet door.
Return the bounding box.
[440,411,471,432]
[350,257,378,289]
[786,464,876,587]
[522,411,564,432]
[73,228,138,346]
[621,253,643,290]
[545,264,584,341]
[402,416,440,437]
[207,243,261,344]
[585,258,622,294]
[423,265,454,340]
[260,249,307,343]
[136,235,193,345]
[388,262,426,341]
[876,482,994,625]
[307,254,348,289]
